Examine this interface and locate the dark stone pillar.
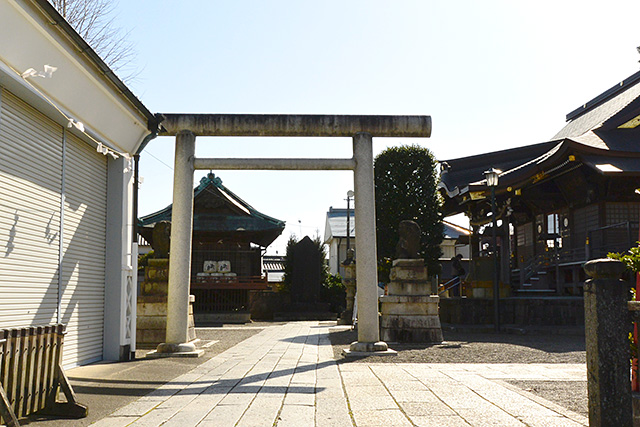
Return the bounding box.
[291,236,322,304]
[583,258,632,427]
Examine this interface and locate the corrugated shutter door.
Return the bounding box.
[60,132,107,366]
[0,89,62,328]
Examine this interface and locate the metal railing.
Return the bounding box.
[191,289,250,312]
[438,276,464,296]
[587,221,637,260]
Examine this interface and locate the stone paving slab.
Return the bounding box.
[91,321,588,427]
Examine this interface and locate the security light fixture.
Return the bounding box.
[484,168,500,187]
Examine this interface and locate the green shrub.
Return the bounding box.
[321,273,346,313]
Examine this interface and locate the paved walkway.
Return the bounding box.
[90,322,588,427]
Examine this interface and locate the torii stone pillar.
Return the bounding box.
[154,114,431,356]
[348,132,387,352]
[155,130,201,356]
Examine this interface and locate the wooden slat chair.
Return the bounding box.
[0,324,87,426]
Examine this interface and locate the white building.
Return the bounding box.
[440,220,471,259]
[323,207,355,276]
[0,0,156,366]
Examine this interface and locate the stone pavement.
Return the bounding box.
[90,322,587,427]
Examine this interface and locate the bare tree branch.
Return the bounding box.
[49,0,139,83]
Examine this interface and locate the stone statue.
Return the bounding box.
[151,220,171,258]
[342,248,355,266]
[395,220,421,259]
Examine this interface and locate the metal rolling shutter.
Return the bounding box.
[60,131,107,366]
[0,89,62,328]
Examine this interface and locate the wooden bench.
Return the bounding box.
[0,324,87,426]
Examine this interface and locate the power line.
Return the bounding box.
[144,151,173,170]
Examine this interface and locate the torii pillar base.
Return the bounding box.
[146,342,203,359]
[343,341,397,358]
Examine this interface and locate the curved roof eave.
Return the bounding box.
[465,137,640,196]
[139,174,285,230]
[438,140,562,199]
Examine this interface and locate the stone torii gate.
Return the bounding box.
[154,114,431,356]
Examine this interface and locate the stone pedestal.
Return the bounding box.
[380,259,443,343]
[137,259,197,349]
[583,259,632,426]
[338,263,356,325]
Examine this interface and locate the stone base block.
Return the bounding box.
[387,282,432,296]
[136,329,166,348]
[137,316,166,330]
[382,259,443,344]
[141,281,169,296]
[390,260,428,282]
[137,294,196,348]
[380,314,442,329]
[381,327,443,343]
[137,300,168,316]
[381,295,440,303]
[380,296,440,316]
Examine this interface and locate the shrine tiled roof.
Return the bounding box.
[139,173,285,247]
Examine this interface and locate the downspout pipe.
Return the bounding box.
[133,113,163,243]
[132,153,142,243]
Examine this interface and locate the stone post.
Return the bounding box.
[583,258,632,427]
[156,130,201,356]
[348,132,388,353]
[338,262,356,325]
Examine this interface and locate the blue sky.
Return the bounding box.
[113,1,640,254]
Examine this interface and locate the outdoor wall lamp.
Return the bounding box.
[485,168,500,187]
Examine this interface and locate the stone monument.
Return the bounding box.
[275,236,335,320]
[380,220,443,342]
[338,249,356,325]
[137,221,197,349]
[291,236,322,304]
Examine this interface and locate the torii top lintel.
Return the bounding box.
[158,114,431,138]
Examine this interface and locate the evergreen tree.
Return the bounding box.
[281,235,329,292]
[374,145,443,277]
